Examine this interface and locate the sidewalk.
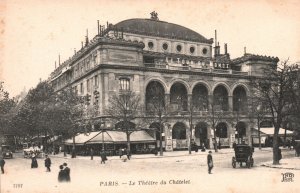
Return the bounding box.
[261,157,300,170]
[52,147,273,161]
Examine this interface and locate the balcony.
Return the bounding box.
[145,63,249,76]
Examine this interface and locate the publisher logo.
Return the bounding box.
[281,172,294,182]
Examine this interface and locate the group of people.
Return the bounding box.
[58,163,71,182]
[30,153,71,183]
[119,148,131,162]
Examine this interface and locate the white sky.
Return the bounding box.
[1,0,300,97]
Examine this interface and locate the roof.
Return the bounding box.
[87,130,155,144]
[252,127,293,136]
[232,53,279,64]
[64,132,101,145]
[64,130,156,145]
[112,18,213,44]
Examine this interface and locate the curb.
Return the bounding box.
[260,164,300,170]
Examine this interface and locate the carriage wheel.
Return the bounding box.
[232,157,236,168]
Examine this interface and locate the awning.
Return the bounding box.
[252,127,293,136]
[64,132,101,145]
[65,130,156,145]
[86,130,156,144]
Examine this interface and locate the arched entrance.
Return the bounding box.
[192,84,208,111]
[195,122,208,148]
[216,122,228,147]
[170,83,188,111]
[145,81,165,112]
[172,122,187,149]
[233,86,248,112]
[213,85,229,111]
[236,121,247,143]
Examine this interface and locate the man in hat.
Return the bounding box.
[44,154,51,172]
[0,157,5,174]
[207,151,213,174]
[63,163,71,182]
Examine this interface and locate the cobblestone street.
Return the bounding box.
[1,148,299,193]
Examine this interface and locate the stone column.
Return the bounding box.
[187,94,192,111]
[228,95,233,112]
[165,93,170,113]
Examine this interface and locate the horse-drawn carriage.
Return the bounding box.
[295,140,300,157]
[232,144,254,168]
[23,146,43,158]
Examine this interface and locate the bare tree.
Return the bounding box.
[105,90,142,151]
[206,95,228,152]
[251,60,299,164]
[250,96,269,150]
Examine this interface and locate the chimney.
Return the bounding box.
[74,48,76,54]
[85,29,89,46]
[224,43,228,55]
[214,30,220,57]
[97,20,100,35]
[244,47,247,55]
[215,30,217,47]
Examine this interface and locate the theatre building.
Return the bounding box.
[49,12,279,151]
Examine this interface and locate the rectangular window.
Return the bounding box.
[94,75,98,87]
[119,78,130,91]
[74,86,78,95]
[87,79,90,92]
[80,82,84,94]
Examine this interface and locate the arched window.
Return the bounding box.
[192,84,208,111]
[233,86,248,112]
[213,85,229,111]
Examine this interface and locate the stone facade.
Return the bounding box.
[49,14,279,151]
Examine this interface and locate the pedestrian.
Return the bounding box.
[287,140,291,150]
[0,158,5,174]
[63,163,71,182]
[100,151,107,164]
[233,142,237,150]
[31,154,38,168]
[126,148,131,160]
[90,148,94,160]
[58,165,66,182]
[44,154,51,172]
[207,151,213,174]
[119,148,123,158]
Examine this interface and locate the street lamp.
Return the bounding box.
[99,122,106,151]
[256,105,262,150]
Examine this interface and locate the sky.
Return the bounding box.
[0,0,300,97]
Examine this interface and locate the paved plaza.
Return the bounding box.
[1,148,299,193]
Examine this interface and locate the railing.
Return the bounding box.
[144,63,250,76]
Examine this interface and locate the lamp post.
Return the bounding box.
[99,121,106,151]
[256,105,262,150]
[234,98,241,144]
